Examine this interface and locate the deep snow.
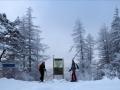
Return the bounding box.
[0,78,120,90]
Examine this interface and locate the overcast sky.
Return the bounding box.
[0,0,120,68]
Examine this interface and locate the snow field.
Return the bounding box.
[0,78,120,90]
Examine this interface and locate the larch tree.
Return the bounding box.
[85,34,94,80]
[72,19,86,80]
[18,7,48,80]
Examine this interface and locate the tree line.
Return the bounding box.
[0,7,120,81]
[0,7,48,80]
[72,8,120,80]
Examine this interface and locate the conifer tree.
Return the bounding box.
[110,8,120,79]
[72,19,86,80]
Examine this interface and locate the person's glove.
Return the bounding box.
[69,69,71,72]
[44,69,46,71]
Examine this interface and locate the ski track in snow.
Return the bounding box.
[0,78,120,90]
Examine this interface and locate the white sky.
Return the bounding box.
[0,0,120,68]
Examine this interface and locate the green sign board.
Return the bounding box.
[53,58,64,75]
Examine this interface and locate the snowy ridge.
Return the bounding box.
[0,78,120,90]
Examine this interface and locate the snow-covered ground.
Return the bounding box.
[0,78,120,90]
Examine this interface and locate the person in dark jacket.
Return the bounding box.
[39,62,46,82]
[69,60,79,82]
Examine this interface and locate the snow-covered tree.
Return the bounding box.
[72,19,87,80]
[85,34,94,80]
[17,17,28,71]
[23,7,48,72]
[97,8,120,79]
[16,7,48,80]
[0,13,25,78]
[98,25,111,66]
[97,24,113,79]
[110,8,120,54]
[0,13,23,62]
[109,8,120,79]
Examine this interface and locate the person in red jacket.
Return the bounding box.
[39,62,46,82]
[69,60,79,82]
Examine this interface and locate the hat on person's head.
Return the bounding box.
[42,61,45,64]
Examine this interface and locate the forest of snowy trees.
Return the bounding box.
[0,7,120,81]
[72,8,120,80]
[0,7,48,80]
